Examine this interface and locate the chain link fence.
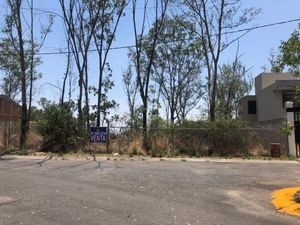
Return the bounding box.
[101,126,288,157]
[0,122,288,157]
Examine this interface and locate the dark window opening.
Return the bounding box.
[282,90,300,107]
[248,100,256,114]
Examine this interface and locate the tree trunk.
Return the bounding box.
[61,43,71,107]
[96,56,103,127]
[84,63,90,131]
[142,101,148,153]
[78,70,83,137]
[27,0,34,129]
[16,0,28,151]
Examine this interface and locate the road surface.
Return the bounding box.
[0,157,300,225]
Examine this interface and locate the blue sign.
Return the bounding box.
[90,127,107,143]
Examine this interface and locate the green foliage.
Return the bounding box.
[271,24,300,103]
[272,24,300,76]
[150,147,165,158]
[89,72,119,126]
[280,121,294,136]
[217,59,252,119]
[207,119,250,156]
[37,102,77,153]
[294,86,300,104]
[0,38,42,100]
[148,16,203,124]
[147,119,252,157]
[30,106,43,122]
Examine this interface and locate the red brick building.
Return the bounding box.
[0,95,21,121]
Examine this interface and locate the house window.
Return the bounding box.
[282,90,299,107]
[248,100,256,114]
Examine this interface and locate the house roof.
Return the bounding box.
[241,95,256,100]
[0,95,21,108]
[273,80,300,91]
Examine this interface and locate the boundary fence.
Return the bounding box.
[0,123,288,157]
[90,126,287,157]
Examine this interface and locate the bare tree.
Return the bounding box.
[4,0,28,150]
[1,0,50,150]
[150,16,203,125]
[61,41,72,107]
[93,0,128,127]
[184,0,260,121]
[59,0,101,136]
[131,0,170,152]
[27,0,53,126]
[123,64,139,128]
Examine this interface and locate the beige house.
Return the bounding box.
[241,72,300,123]
[241,72,300,156]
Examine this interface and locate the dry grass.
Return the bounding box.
[0,123,42,154]
[127,138,146,156]
[26,130,43,150]
[0,122,278,158]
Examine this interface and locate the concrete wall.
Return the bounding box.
[240,95,257,122]
[255,73,295,122]
[250,119,288,155]
[256,84,286,121]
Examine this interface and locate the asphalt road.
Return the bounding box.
[1,157,300,225]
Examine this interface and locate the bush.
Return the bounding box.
[148,119,253,157]
[207,119,250,156]
[37,104,77,153]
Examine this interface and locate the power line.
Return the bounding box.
[0,4,299,56]
[32,17,300,56]
[225,18,300,35]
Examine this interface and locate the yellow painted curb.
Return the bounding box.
[272,187,300,217]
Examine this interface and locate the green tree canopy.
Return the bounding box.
[272,24,300,76]
[0,38,42,101]
[216,59,252,120]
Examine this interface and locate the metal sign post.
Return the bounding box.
[106,120,110,154]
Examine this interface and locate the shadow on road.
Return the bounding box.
[0,157,15,161]
[0,155,125,173]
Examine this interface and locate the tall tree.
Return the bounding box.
[89,70,118,126]
[59,0,101,136]
[184,0,260,121]
[4,0,28,150]
[123,64,139,128]
[149,16,203,125]
[27,0,53,126]
[60,41,72,108]
[2,0,52,150]
[93,0,128,127]
[131,0,170,152]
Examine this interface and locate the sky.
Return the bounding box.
[0,0,300,120]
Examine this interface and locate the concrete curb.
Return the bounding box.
[1,155,299,164]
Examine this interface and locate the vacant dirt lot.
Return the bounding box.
[0,157,300,225]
